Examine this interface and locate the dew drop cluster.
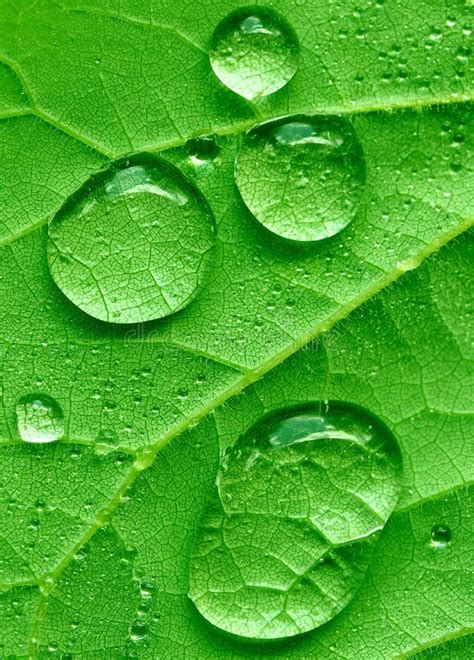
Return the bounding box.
[43,7,368,325]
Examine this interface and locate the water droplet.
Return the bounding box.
[95,429,119,454]
[235,115,366,241]
[139,580,156,599]
[74,548,87,561]
[129,620,148,642]
[103,400,116,413]
[15,394,64,444]
[431,524,451,548]
[35,499,46,513]
[189,401,402,640]
[185,135,220,164]
[396,253,423,272]
[137,599,151,616]
[456,46,471,65]
[47,155,215,324]
[209,7,299,99]
[177,389,188,401]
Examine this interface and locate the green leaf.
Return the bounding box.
[0,0,472,656]
[5,233,468,658]
[2,233,472,655]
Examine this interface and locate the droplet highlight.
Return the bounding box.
[189,401,402,640]
[15,394,64,444]
[48,155,215,324]
[235,115,366,241]
[209,7,299,100]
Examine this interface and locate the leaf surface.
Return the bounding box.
[4,233,470,657]
[0,0,473,656]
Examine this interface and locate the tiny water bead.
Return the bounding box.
[189,401,402,640]
[47,155,215,324]
[15,394,64,443]
[431,524,451,548]
[235,115,366,242]
[209,7,299,100]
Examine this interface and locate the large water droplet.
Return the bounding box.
[15,394,64,443]
[235,115,366,241]
[189,401,402,640]
[209,7,299,100]
[48,155,215,324]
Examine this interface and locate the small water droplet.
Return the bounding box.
[103,400,116,413]
[209,7,299,99]
[430,524,451,548]
[137,599,151,616]
[396,253,423,272]
[104,378,115,392]
[139,580,156,599]
[235,115,366,241]
[134,447,154,471]
[129,621,148,642]
[95,429,119,453]
[15,394,64,444]
[185,136,220,164]
[47,155,215,324]
[177,389,188,401]
[456,46,471,65]
[74,548,87,561]
[35,499,46,513]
